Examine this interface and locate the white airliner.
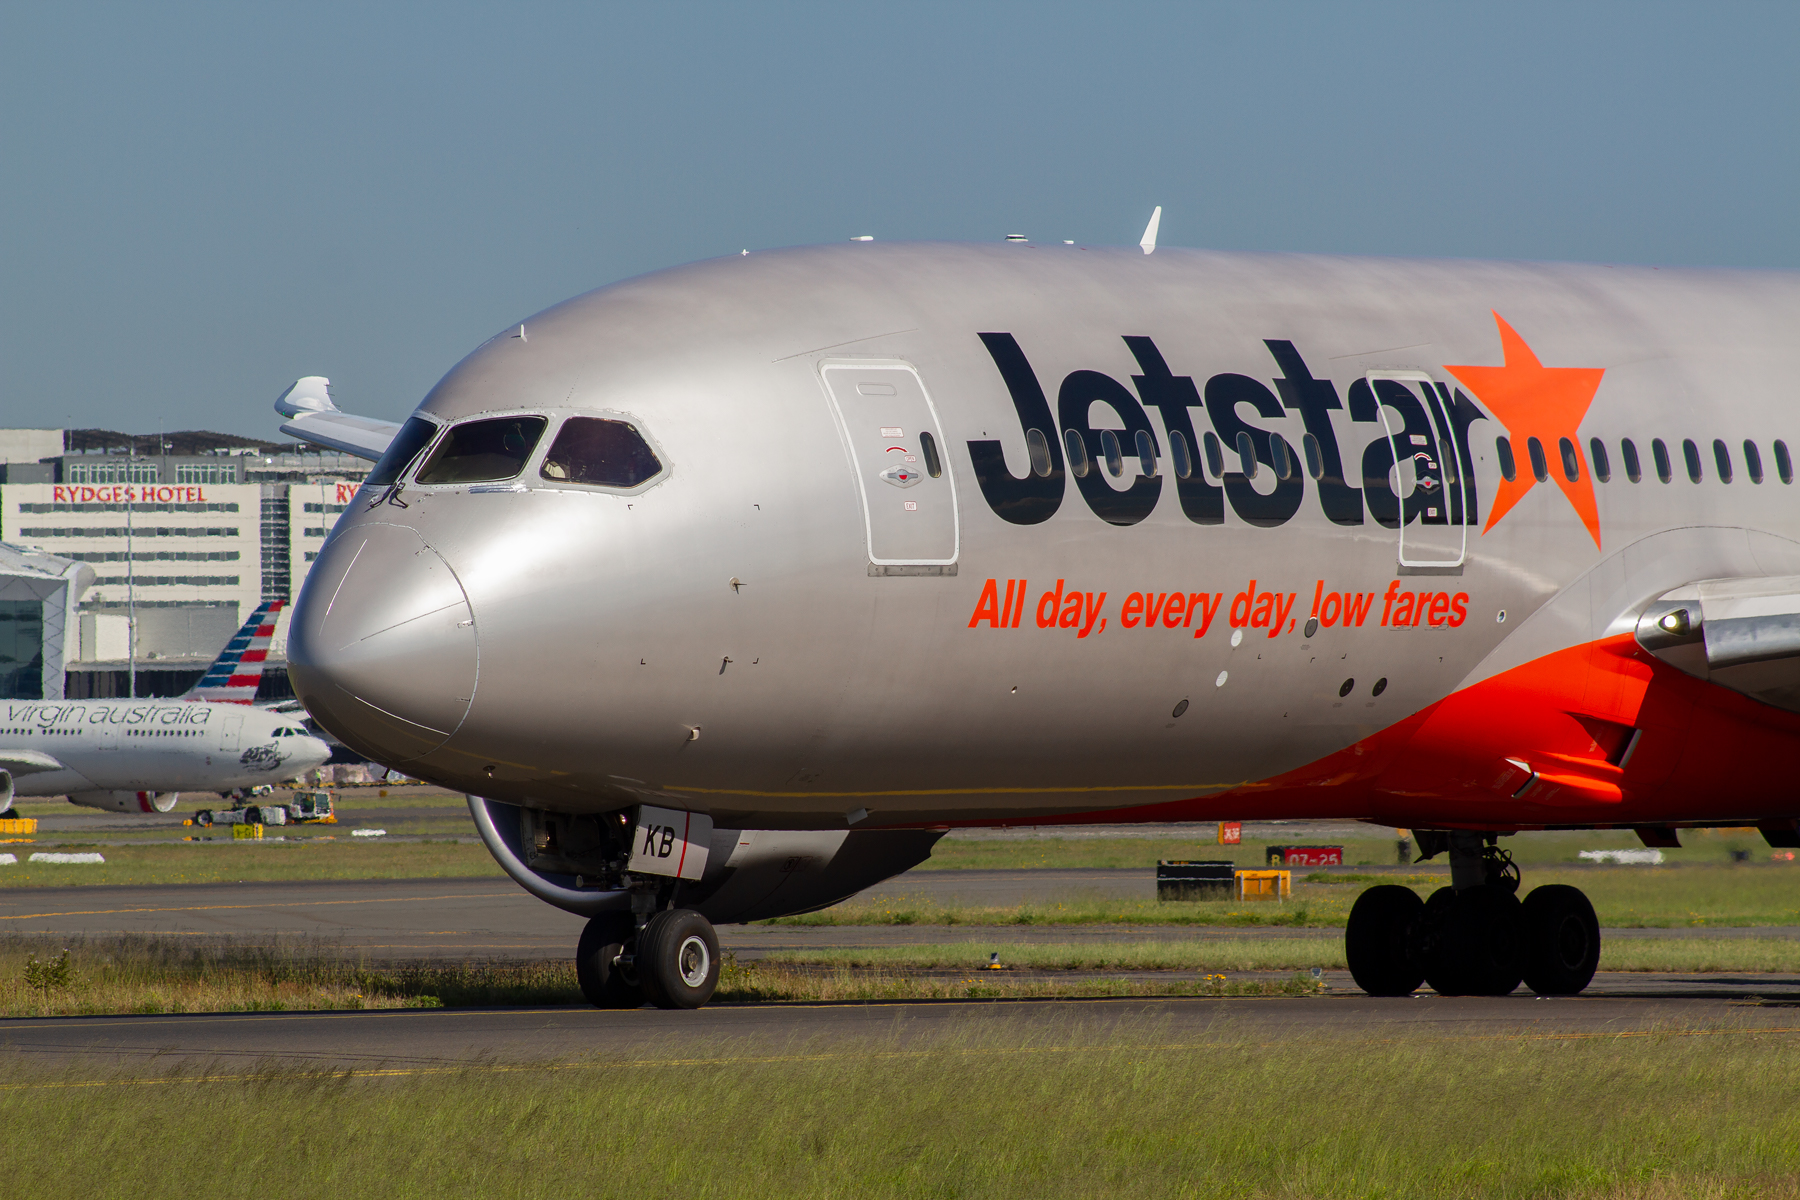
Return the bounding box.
[276,215,1800,1010]
[0,601,332,814]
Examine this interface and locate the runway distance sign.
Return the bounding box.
[628,804,713,880]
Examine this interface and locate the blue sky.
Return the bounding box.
[2,2,1795,436]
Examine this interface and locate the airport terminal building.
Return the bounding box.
[0,428,366,699]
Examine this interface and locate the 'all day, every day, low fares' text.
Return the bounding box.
[967,579,1472,638]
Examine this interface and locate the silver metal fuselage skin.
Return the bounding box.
[288,243,1800,830]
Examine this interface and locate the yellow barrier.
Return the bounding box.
[0,817,38,839]
[1234,869,1291,900]
[232,823,264,840]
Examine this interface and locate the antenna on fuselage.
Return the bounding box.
[1139,206,1162,255]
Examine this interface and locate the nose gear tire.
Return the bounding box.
[1345,884,1427,996]
[1520,884,1600,995]
[576,913,644,1009]
[636,908,721,1010]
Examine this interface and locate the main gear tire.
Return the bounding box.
[1420,885,1525,997]
[636,909,720,1010]
[1345,884,1426,996]
[575,913,644,1009]
[1520,884,1600,995]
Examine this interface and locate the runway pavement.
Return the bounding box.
[5,991,1800,1074]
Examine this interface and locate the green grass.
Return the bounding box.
[764,939,1342,972]
[0,840,503,888]
[766,936,1800,975]
[926,827,1786,870]
[0,934,576,1018]
[774,866,1800,928]
[6,1018,1800,1198]
[8,931,1799,1021]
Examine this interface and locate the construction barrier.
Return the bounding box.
[0,817,37,838]
[232,823,264,840]
[1235,869,1291,900]
[1156,860,1235,900]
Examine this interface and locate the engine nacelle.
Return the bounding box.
[0,770,13,814]
[468,797,942,923]
[68,790,179,814]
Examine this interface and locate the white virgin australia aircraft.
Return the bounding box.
[278,217,1800,1010]
[0,601,332,814]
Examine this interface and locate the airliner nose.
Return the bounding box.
[288,522,477,764]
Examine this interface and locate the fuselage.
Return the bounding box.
[4,698,331,794]
[288,242,1800,832]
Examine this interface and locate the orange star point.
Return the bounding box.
[1444,312,1606,550]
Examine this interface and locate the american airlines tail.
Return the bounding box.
[183,600,284,704]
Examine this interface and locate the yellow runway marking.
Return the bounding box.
[0,892,517,922]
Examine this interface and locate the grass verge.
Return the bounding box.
[6,1019,1800,1198]
[8,932,1800,1019]
[778,866,1800,928]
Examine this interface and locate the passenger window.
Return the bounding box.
[1234,431,1258,479]
[1169,430,1194,480]
[1203,432,1225,479]
[1101,429,1124,477]
[1559,437,1580,483]
[1270,435,1294,481]
[1063,428,1090,478]
[1713,439,1733,483]
[1302,432,1324,481]
[1653,439,1672,483]
[1682,438,1702,483]
[1779,440,1795,484]
[1621,438,1641,483]
[1496,436,1516,482]
[417,416,547,485]
[1134,429,1157,477]
[538,417,662,488]
[1590,438,1611,482]
[1025,428,1053,478]
[1527,437,1549,483]
[366,416,441,486]
[1745,440,1764,484]
[919,430,943,479]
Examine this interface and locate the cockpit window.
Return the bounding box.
[366,416,441,487]
[415,416,548,485]
[540,417,664,488]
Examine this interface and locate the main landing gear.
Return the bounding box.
[1345,832,1600,997]
[575,907,722,1010]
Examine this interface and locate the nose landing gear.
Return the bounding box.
[575,908,722,1010]
[1344,832,1600,997]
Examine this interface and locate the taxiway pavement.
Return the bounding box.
[5,992,1800,1074]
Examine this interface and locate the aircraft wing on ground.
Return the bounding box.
[0,749,66,776]
[274,376,400,461]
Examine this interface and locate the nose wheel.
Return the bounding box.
[1343,834,1600,997]
[575,908,721,1010]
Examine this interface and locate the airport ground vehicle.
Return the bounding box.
[192,789,336,828]
[278,229,1800,1008]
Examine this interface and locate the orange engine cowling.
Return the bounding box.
[67,791,178,814]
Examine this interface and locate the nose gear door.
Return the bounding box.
[1367,369,1468,570]
[820,361,959,573]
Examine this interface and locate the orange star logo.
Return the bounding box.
[1444,312,1606,550]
